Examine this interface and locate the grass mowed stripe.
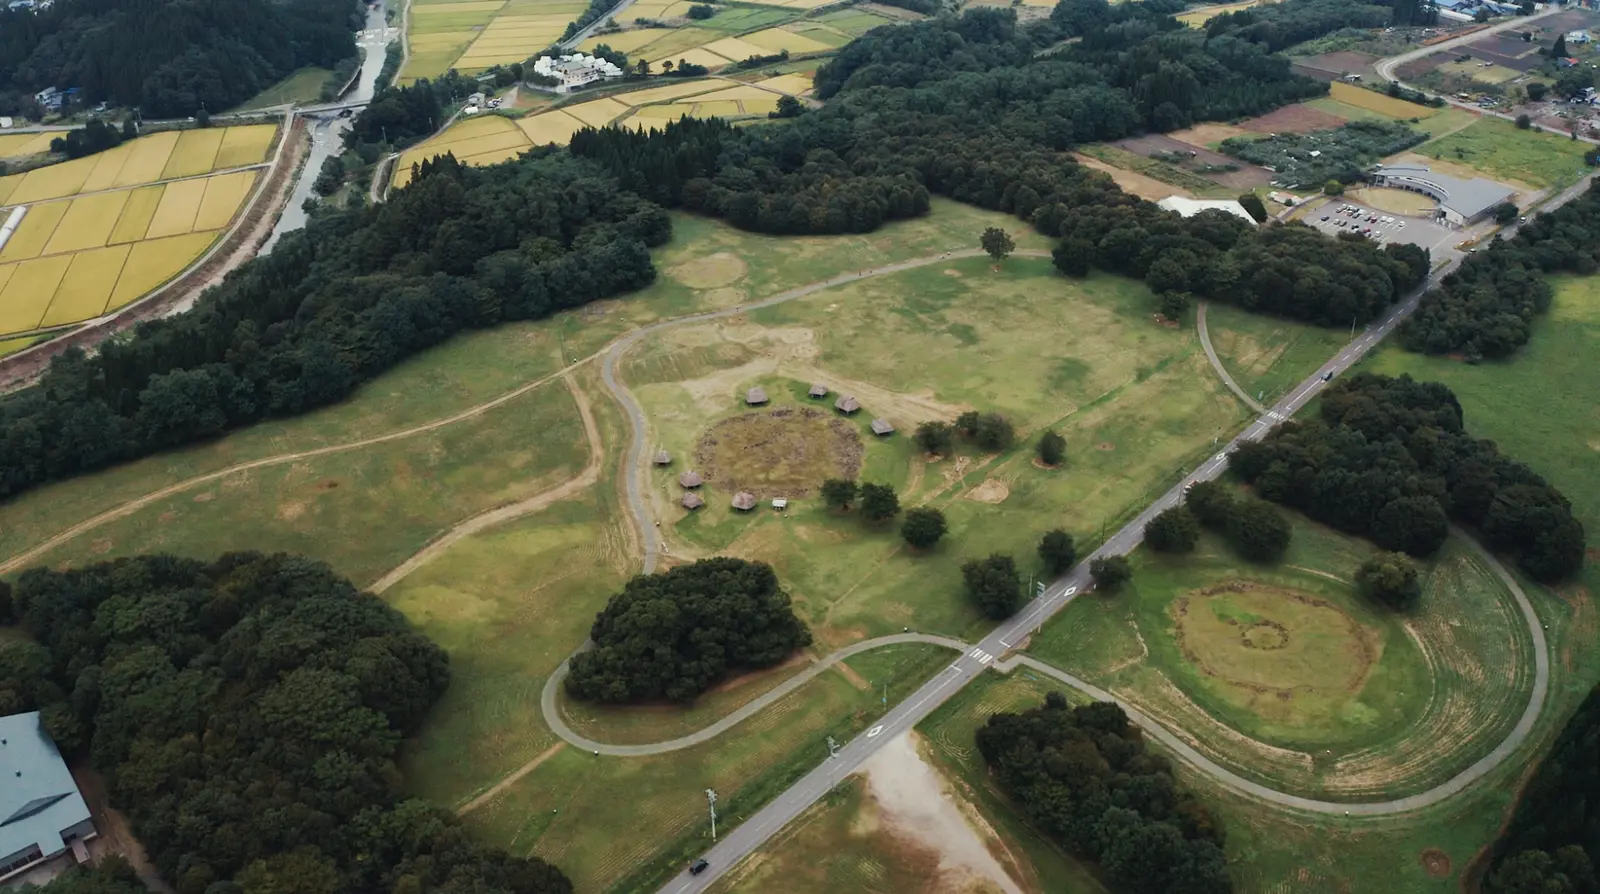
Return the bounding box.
[43,190,130,256]
[144,178,208,239]
[39,243,131,327]
[107,186,165,245]
[213,124,278,168]
[0,254,72,334]
[192,170,258,231]
[161,129,226,179]
[106,231,214,310]
[0,200,70,263]
[112,130,181,188]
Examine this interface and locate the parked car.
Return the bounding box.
[690,859,710,876]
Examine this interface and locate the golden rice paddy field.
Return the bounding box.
[390,72,814,188]
[579,23,832,70]
[0,130,71,159]
[1326,81,1439,118]
[401,0,592,82]
[0,168,257,335]
[0,125,275,206]
[1176,0,1282,26]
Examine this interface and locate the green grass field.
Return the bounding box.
[1202,302,1351,404]
[1029,516,1537,800]
[1415,116,1589,190]
[25,379,590,586]
[231,66,333,111]
[626,255,1245,649]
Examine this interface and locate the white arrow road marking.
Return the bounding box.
[867,725,884,738]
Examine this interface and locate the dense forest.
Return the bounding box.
[1231,373,1584,581]
[0,0,362,117]
[978,694,1232,894]
[1203,0,1394,52]
[0,153,665,501]
[1401,183,1600,359]
[565,558,813,703]
[1483,684,1600,894]
[0,552,572,894]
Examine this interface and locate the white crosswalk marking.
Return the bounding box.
[968,648,994,665]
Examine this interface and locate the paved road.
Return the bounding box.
[1195,301,1268,414]
[641,175,1600,891]
[561,0,643,50]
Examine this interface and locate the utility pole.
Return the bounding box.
[705,789,718,841]
[881,680,888,710]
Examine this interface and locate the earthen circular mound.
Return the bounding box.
[694,407,863,499]
[1171,583,1377,699]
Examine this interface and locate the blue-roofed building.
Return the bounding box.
[1,712,96,883]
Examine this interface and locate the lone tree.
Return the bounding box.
[963,553,1022,619]
[1495,202,1519,224]
[1037,430,1066,466]
[1237,192,1268,223]
[901,507,948,550]
[1145,505,1200,553]
[1554,32,1568,58]
[914,420,954,456]
[1090,555,1133,593]
[955,411,1015,451]
[1516,113,1532,130]
[1355,552,1422,610]
[1038,529,1078,575]
[981,226,1015,261]
[861,482,901,522]
[821,478,858,511]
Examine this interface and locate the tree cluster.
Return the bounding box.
[1231,373,1584,581]
[1401,183,1600,359]
[963,553,1022,618]
[0,552,571,894]
[1205,0,1395,52]
[1183,480,1292,562]
[977,695,1232,894]
[564,558,812,703]
[1483,684,1600,894]
[1145,505,1201,553]
[346,72,481,152]
[48,117,129,159]
[1090,555,1134,592]
[0,0,361,117]
[1354,551,1421,610]
[955,410,1016,451]
[0,152,665,502]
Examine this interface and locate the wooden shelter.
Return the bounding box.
[809,383,829,398]
[681,492,705,510]
[835,395,860,414]
[653,450,671,465]
[731,491,757,511]
[871,418,895,436]
[679,470,703,488]
[746,387,768,406]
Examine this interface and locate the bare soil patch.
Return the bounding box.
[1168,122,1253,146]
[1072,152,1189,201]
[1294,50,1380,81]
[1419,848,1452,878]
[694,406,862,499]
[1239,104,1348,134]
[1113,133,1272,189]
[964,478,1010,504]
[1397,53,1447,79]
[669,251,748,289]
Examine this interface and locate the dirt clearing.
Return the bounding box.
[964,478,1010,504]
[1169,123,1254,146]
[695,406,863,499]
[1239,104,1348,134]
[1072,152,1189,201]
[860,732,1022,894]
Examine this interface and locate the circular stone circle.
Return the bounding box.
[1171,583,1377,699]
[1240,620,1289,650]
[694,407,863,499]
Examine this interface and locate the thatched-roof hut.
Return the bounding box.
[679,470,703,488]
[746,387,768,406]
[653,449,671,465]
[731,491,757,511]
[835,395,860,414]
[809,383,829,398]
[682,492,704,510]
[871,418,895,436]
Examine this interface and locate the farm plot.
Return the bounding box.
[1327,81,1438,118]
[0,169,256,334]
[1220,119,1428,190]
[0,124,275,204]
[1177,0,1279,27]
[0,130,68,158]
[1413,116,1588,191]
[1028,522,1536,801]
[402,0,590,79]
[390,74,816,188]
[1112,133,1273,191]
[1237,103,1348,134]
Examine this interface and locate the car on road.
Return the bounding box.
[1321,215,1330,220]
[1321,371,1334,381]
[690,859,710,876]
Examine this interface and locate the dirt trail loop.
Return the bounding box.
[0,362,584,575]
[369,375,603,594]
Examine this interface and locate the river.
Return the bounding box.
[260,1,396,254]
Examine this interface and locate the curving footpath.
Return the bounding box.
[1196,301,1267,414]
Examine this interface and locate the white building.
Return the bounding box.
[532,53,625,92]
[1567,29,1592,44]
[1369,163,1513,226]
[1157,196,1259,226]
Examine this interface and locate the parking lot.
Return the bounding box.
[1302,199,1461,258]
